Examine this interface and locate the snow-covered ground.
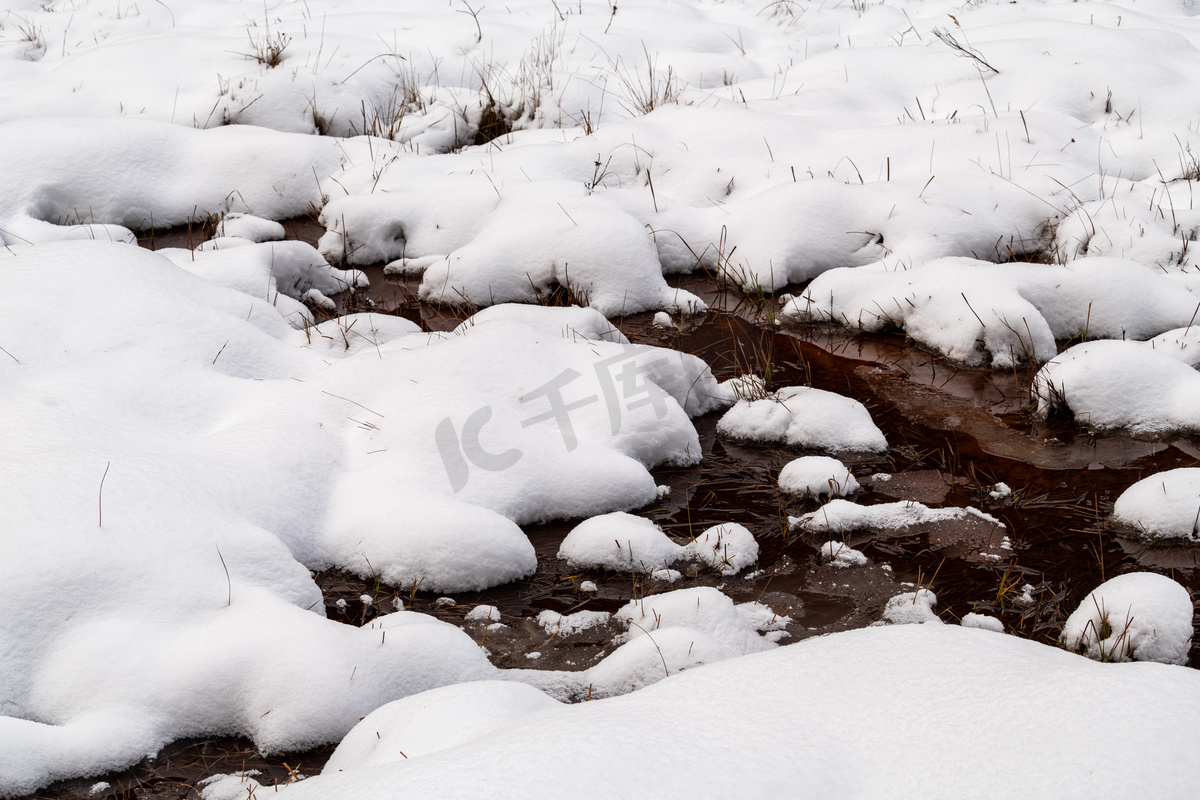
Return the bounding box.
[3,0,1200,796]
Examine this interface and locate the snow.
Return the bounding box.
[321,681,561,772]
[778,456,860,499]
[783,257,1200,368]
[1061,573,1195,665]
[464,605,502,624]
[679,523,759,576]
[0,241,730,792]
[820,542,869,569]
[882,589,942,625]
[988,483,1013,501]
[557,512,684,574]
[792,500,1002,535]
[6,0,1200,792]
[275,625,1200,800]
[536,610,611,637]
[1111,468,1200,541]
[961,613,1005,634]
[614,587,777,657]
[1033,339,1200,436]
[717,386,887,453]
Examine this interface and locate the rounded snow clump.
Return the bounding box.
[1060,572,1194,665]
[778,456,860,499]
[558,512,683,573]
[882,589,941,625]
[717,386,887,452]
[1111,468,1200,541]
[681,523,759,575]
[819,541,868,568]
[464,605,501,623]
[961,613,1004,633]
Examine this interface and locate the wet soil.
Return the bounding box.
[36,223,1198,799]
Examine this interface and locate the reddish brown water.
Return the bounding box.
[38,221,1197,799]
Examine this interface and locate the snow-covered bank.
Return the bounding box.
[275,624,1200,800]
[0,241,726,794]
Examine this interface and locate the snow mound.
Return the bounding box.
[276,624,1200,800]
[882,589,942,625]
[783,257,1199,368]
[820,541,869,568]
[536,610,612,637]
[615,587,777,656]
[0,117,346,245]
[557,512,684,573]
[322,681,561,772]
[1061,573,1194,665]
[322,183,707,317]
[680,523,759,576]
[1112,468,1200,541]
[464,605,502,623]
[778,456,860,499]
[1033,339,1200,436]
[717,386,887,453]
[215,213,285,243]
[791,500,1001,534]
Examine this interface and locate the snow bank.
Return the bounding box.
[0,117,348,244]
[783,257,1199,367]
[717,386,887,453]
[0,241,728,793]
[1061,573,1194,665]
[778,456,860,499]
[1112,469,1200,541]
[276,624,1200,800]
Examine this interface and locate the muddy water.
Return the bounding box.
[39,225,1197,798]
